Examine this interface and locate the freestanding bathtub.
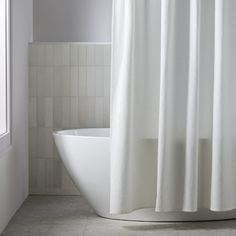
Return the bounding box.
[53,128,236,222]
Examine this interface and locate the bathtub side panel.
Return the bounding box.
[54,135,110,214]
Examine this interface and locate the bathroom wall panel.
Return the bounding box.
[29,43,111,195]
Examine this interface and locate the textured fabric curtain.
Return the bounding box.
[110,0,236,214]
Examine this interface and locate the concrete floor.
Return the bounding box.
[2,196,236,236]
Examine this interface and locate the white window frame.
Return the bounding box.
[0,0,11,153]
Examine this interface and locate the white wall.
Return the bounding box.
[34,0,112,42]
[0,0,32,233]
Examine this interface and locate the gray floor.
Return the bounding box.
[2,196,236,236]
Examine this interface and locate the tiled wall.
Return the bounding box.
[29,43,111,195]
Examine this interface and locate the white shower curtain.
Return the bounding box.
[110,0,236,213]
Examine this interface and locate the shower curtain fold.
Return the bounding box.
[110,0,236,214]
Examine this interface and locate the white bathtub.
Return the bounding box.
[53,128,236,221]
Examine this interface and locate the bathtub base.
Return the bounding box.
[97,208,236,222]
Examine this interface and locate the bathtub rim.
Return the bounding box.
[53,128,110,139]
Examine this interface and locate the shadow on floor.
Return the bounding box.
[124,219,236,231]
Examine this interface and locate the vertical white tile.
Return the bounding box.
[45,44,54,66]
[37,97,53,127]
[95,67,104,96]
[78,97,88,128]
[53,44,70,66]
[86,67,95,96]
[37,158,46,189]
[29,127,37,158]
[87,97,96,127]
[78,44,87,66]
[78,67,87,96]
[29,97,37,128]
[70,97,79,128]
[86,45,95,66]
[29,158,37,188]
[53,130,61,159]
[29,44,37,66]
[38,127,54,158]
[70,67,79,97]
[37,67,54,97]
[103,97,110,127]
[61,166,77,191]
[29,67,37,97]
[104,44,112,66]
[95,98,104,128]
[29,44,54,66]
[95,45,104,65]
[45,159,61,188]
[29,44,45,66]
[103,66,111,97]
[53,97,71,128]
[37,44,46,66]
[53,159,62,188]
[70,44,79,66]
[53,67,70,97]
[45,159,53,188]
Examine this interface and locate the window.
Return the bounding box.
[0,0,10,151]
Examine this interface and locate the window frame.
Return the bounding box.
[0,0,11,153]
